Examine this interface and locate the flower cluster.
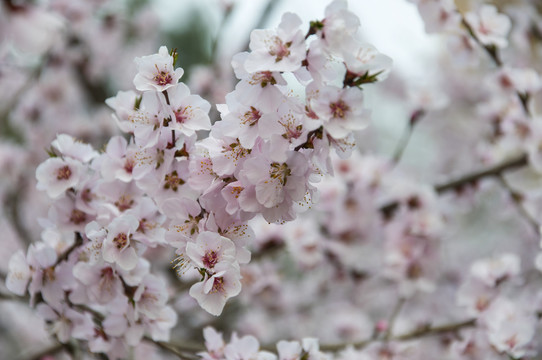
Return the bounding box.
[5,0,392,356]
[5,0,542,359]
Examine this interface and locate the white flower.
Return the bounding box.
[484,298,537,358]
[245,13,306,73]
[342,38,393,82]
[6,250,31,296]
[465,5,511,48]
[165,83,211,136]
[416,0,461,34]
[309,83,370,139]
[100,136,141,183]
[133,46,184,92]
[189,262,242,316]
[72,262,122,304]
[102,214,140,270]
[105,90,139,133]
[51,134,98,162]
[133,274,168,319]
[36,157,84,198]
[319,0,360,54]
[200,327,226,360]
[469,253,520,287]
[186,231,237,270]
[224,333,275,360]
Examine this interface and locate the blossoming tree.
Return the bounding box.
[2,0,542,359]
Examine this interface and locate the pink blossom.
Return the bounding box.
[465,5,511,48]
[133,46,184,92]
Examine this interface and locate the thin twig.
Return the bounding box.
[393,318,476,341]
[319,318,476,352]
[460,15,530,115]
[392,110,425,165]
[434,154,528,194]
[380,154,528,216]
[497,174,539,235]
[153,340,200,360]
[384,297,406,341]
[53,232,84,267]
[460,17,502,67]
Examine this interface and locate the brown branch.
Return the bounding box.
[380,154,528,216]
[460,15,530,115]
[54,232,84,267]
[461,17,502,67]
[152,340,201,360]
[393,318,476,341]
[434,154,527,194]
[384,297,406,341]
[497,174,539,235]
[319,318,476,352]
[392,110,425,165]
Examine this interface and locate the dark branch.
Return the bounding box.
[380,154,528,216]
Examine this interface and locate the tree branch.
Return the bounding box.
[319,318,476,352]
[17,343,65,360]
[497,174,539,235]
[380,154,528,216]
[384,297,406,341]
[152,340,201,360]
[392,110,425,165]
[434,154,527,194]
[393,318,476,341]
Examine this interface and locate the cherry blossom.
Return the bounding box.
[133,46,184,92]
[465,4,512,48]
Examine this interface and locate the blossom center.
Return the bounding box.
[202,250,219,268]
[241,107,261,126]
[70,209,87,225]
[269,162,291,186]
[330,100,349,119]
[43,266,55,283]
[174,107,190,123]
[115,195,134,212]
[279,118,303,140]
[210,276,225,293]
[230,186,243,199]
[101,267,114,278]
[113,233,129,250]
[269,37,291,62]
[164,170,185,191]
[124,158,134,174]
[57,165,72,180]
[251,71,276,87]
[153,65,173,86]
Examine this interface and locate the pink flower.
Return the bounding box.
[6,250,31,296]
[36,157,84,198]
[245,13,306,73]
[165,83,211,136]
[102,214,140,270]
[189,262,242,316]
[186,231,237,270]
[133,46,184,92]
[465,4,511,48]
[309,83,370,139]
